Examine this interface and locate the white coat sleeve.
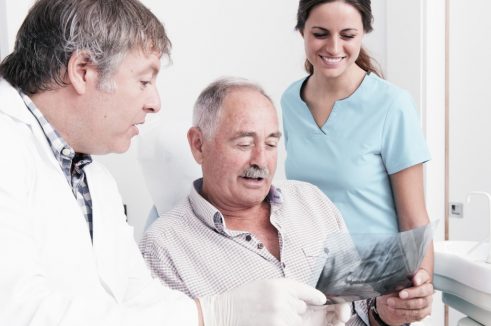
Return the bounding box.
[119,218,199,326]
[0,116,198,326]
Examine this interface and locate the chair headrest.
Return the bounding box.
[138,119,201,214]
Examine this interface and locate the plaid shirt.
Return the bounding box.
[141,179,370,325]
[20,92,94,240]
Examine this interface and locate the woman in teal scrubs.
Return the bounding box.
[282,0,434,324]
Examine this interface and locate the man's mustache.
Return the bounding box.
[240,165,269,179]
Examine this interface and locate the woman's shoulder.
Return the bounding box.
[365,73,413,102]
[281,76,308,102]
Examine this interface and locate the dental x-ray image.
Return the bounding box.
[315,223,433,304]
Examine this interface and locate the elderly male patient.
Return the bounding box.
[140,77,365,325]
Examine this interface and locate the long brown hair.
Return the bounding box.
[296,0,383,77]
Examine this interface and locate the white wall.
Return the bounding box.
[447,3,491,322]
[0,0,8,59]
[386,0,423,113]
[448,0,491,242]
[3,0,33,53]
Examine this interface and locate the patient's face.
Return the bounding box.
[200,88,280,210]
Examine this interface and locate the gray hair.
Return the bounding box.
[193,77,274,139]
[0,0,171,94]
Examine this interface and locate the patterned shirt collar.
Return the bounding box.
[19,90,94,239]
[189,178,284,234]
[19,91,93,177]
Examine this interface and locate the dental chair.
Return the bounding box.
[138,119,201,230]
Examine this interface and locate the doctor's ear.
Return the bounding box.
[66,51,98,95]
[187,127,205,165]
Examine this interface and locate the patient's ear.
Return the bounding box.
[187,127,204,164]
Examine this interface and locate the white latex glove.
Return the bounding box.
[302,303,352,326]
[198,278,327,326]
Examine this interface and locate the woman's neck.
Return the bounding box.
[308,63,367,101]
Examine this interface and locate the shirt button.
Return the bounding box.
[245,235,252,241]
[62,148,71,156]
[281,262,286,268]
[257,243,264,249]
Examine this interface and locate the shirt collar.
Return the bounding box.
[189,178,284,235]
[19,91,92,175]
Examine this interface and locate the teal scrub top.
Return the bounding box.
[281,73,431,235]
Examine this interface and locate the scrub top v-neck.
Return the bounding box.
[281,73,431,235]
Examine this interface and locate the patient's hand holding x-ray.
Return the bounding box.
[314,223,433,304]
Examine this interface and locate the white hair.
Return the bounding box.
[192,77,274,139]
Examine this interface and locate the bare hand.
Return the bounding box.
[376,268,433,325]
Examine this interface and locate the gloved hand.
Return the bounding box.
[198,278,327,326]
[302,303,352,326]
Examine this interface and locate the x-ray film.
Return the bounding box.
[314,223,433,304]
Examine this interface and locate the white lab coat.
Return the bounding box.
[0,79,197,326]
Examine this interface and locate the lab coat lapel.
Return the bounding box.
[0,79,69,176]
[0,79,34,124]
[86,164,128,303]
[2,79,129,302]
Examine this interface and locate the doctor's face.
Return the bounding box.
[200,89,281,210]
[80,48,161,154]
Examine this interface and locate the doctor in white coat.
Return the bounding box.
[0,0,329,325]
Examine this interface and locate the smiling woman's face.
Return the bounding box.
[302,1,365,80]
